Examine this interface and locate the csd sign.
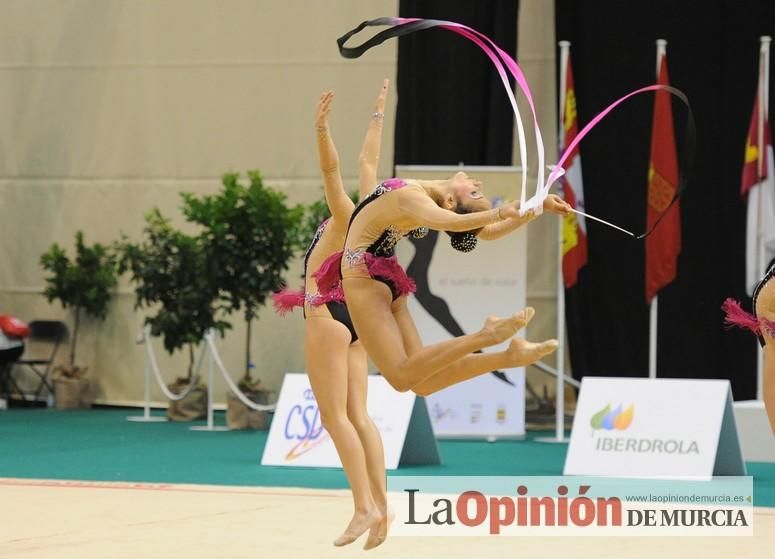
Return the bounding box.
[283,389,324,441]
[263,373,431,469]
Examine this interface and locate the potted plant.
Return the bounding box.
[117,209,230,421]
[40,231,118,409]
[181,171,304,429]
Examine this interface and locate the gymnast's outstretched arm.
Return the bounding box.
[358,79,389,199]
[397,185,525,232]
[478,194,572,240]
[316,92,355,226]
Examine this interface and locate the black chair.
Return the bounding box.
[0,344,26,402]
[13,320,68,402]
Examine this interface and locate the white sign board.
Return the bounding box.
[261,373,439,469]
[564,377,746,479]
[425,371,525,439]
[395,165,526,439]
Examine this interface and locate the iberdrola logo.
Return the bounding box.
[590,404,634,431]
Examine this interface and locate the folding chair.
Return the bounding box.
[0,345,26,402]
[13,320,68,402]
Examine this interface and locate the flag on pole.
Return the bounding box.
[559,53,588,288]
[645,55,681,303]
[741,89,775,295]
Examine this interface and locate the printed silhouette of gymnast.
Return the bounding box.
[406,229,515,386]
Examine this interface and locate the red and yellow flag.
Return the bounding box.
[645,56,681,303]
[741,92,769,196]
[741,85,775,294]
[559,54,588,289]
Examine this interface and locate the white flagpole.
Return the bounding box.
[555,41,570,441]
[649,39,667,380]
[756,36,771,400]
[537,41,570,445]
[764,37,771,117]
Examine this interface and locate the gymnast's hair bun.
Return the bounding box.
[449,231,478,253]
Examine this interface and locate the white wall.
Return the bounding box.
[0,0,398,405]
[1,0,565,407]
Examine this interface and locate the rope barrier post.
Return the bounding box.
[534,184,569,445]
[190,330,230,432]
[208,329,277,412]
[127,325,168,423]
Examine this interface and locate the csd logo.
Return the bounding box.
[284,388,323,441]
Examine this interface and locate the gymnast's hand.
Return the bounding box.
[372,78,388,122]
[316,91,334,130]
[498,200,536,224]
[543,194,572,216]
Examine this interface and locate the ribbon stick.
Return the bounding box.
[337,18,696,239]
[571,208,635,237]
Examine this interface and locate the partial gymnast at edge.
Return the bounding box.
[723,260,775,434]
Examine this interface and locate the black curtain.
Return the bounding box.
[556,0,775,399]
[394,0,519,166]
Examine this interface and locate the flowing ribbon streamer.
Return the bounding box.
[337,17,696,238]
[338,17,537,212]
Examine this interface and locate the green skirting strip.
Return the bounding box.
[1,408,773,507]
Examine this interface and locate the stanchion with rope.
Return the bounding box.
[190,329,277,432]
[189,332,230,432]
[126,324,206,423]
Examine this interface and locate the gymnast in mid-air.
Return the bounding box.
[273,81,391,549]
[313,167,571,397]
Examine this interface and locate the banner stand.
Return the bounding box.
[714,390,747,475]
[564,377,746,479]
[398,397,441,466]
[262,374,440,469]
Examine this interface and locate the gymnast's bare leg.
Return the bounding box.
[389,297,557,395]
[304,318,380,545]
[343,341,391,549]
[344,278,557,393]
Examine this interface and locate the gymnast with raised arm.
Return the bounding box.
[273,81,391,549]
[313,168,572,397]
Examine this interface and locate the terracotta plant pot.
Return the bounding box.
[226,389,274,430]
[53,377,90,410]
[166,381,208,421]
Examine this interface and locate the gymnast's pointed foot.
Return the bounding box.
[482,307,535,345]
[505,336,558,367]
[333,508,382,547]
[363,507,394,550]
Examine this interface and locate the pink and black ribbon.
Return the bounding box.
[337,17,696,240]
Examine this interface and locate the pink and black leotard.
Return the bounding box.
[313,179,426,301]
[723,260,775,346]
[272,218,359,343]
